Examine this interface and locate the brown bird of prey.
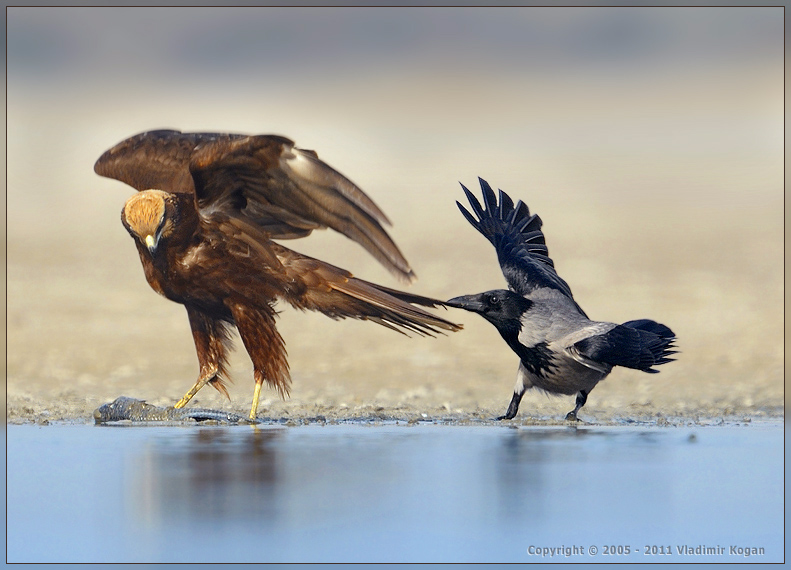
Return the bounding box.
[95,129,460,419]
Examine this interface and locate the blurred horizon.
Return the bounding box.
[8,7,782,78]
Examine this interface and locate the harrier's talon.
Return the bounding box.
[249,379,264,420]
[174,366,218,409]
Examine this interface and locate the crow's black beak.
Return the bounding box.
[446,294,486,313]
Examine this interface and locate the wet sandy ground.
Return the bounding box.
[6,11,784,427]
[6,164,783,426]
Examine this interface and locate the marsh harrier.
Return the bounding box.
[95,130,460,419]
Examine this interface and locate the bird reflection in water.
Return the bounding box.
[492,427,670,526]
[133,427,284,524]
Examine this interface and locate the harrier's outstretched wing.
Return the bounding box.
[95,129,415,281]
[94,129,221,194]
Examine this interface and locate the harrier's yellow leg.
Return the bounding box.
[249,378,264,420]
[174,365,218,409]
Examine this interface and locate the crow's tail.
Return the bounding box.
[574,319,677,373]
[619,319,677,372]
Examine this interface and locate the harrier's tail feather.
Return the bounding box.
[334,276,462,336]
[276,246,461,336]
[367,282,453,309]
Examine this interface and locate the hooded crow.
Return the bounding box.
[447,178,676,421]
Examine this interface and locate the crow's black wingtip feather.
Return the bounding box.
[497,189,515,218]
[461,185,485,219]
[456,201,480,228]
[478,178,497,212]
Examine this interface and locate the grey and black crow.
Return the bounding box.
[447,178,676,421]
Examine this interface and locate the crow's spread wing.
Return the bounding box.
[95,129,414,281]
[457,178,577,301]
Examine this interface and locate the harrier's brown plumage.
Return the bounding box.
[96,129,461,419]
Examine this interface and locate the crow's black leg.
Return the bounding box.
[565,390,588,421]
[496,390,525,420]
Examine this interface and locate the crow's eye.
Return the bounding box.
[488,295,500,306]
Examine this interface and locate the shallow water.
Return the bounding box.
[6,423,783,563]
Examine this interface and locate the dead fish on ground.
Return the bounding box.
[93,396,260,424]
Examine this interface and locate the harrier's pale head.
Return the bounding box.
[121,190,175,254]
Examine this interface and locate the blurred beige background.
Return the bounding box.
[6,7,784,423]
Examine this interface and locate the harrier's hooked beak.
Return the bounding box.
[144,234,158,254]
